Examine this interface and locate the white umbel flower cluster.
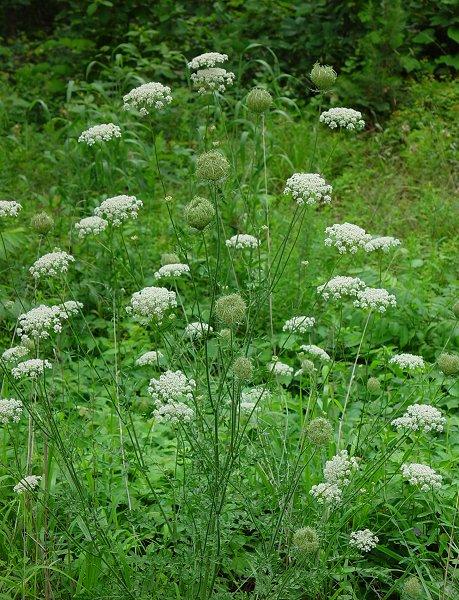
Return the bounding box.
[136,350,163,366]
[148,370,195,404]
[269,360,293,377]
[12,358,52,379]
[300,344,331,362]
[153,402,194,424]
[123,82,172,116]
[284,173,332,206]
[320,107,365,131]
[17,301,82,343]
[0,200,22,218]
[310,482,342,505]
[364,236,401,253]
[241,387,270,405]
[94,195,143,226]
[0,398,23,424]
[324,223,371,253]
[392,404,445,433]
[317,276,366,301]
[14,474,42,494]
[310,450,359,506]
[401,463,442,491]
[188,52,228,70]
[353,287,397,312]
[283,316,315,334]
[191,67,235,94]
[75,216,108,238]
[126,286,177,324]
[78,123,121,145]
[154,263,190,280]
[2,345,29,363]
[29,249,74,279]
[185,321,213,339]
[349,530,379,552]
[226,234,260,249]
[389,353,425,371]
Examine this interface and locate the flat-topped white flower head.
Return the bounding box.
[324,222,371,253]
[310,482,342,505]
[188,52,228,70]
[191,67,235,94]
[148,370,195,405]
[30,249,74,279]
[300,344,330,362]
[283,316,315,334]
[389,353,425,371]
[284,173,332,206]
[320,107,365,131]
[123,82,172,115]
[0,200,22,218]
[154,263,190,280]
[323,450,359,486]
[75,216,108,238]
[14,474,42,494]
[126,286,176,324]
[78,123,121,145]
[317,276,366,301]
[392,404,445,433]
[226,234,260,249]
[153,402,194,423]
[0,398,23,424]
[94,195,142,226]
[268,360,293,377]
[401,463,442,491]
[136,350,163,366]
[364,236,401,253]
[241,387,270,406]
[185,321,213,339]
[2,346,29,364]
[12,358,52,379]
[353,287,396,312]
[17,301,81,343]
[350,530,378,552]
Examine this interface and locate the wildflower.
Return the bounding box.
[185,321,213,339]
[292,527,320,553]
[437,353,459,376]
[161,253,180,266]
[353,287,397,312]
[232,356,253,381]
[148,370,195,404]
[75,216,108,238]
[30,249,74,279]
[367,377,381,394]
[246,87,273,113]
[317,276,366,301]
[188,52,228,70]
[153,402,194,423]
[31,212,54,234]
[324,222,371,254]
[94,195,143,226]
[136,350,163,366]
[78,123,121,145]
[123,82,172,115]
[17,302,81,343]
[305,417,333,446]
[196,150,230,182]
[320,107,365,131]
[226,234,260,249]
[154,263,190,280]
[310,62,337,91]
[215,293,246,325]
[392,404,445,433]
[323,450,359,486]
[300,344,330,362]
[401,576,424,599]
[364,236,401,253]
[191,68,235,94]
[185,196,215,230]
[0,398,23,424]
[349,529,379,552]
[283,316,315,334]
[0,200,22,218]
[283,173,332,206]
[126,286,176,324]
[2,346,29,363]
[401,463,442,491]
[269,360,293,377]
[241,387,270,405]
[310,482,342,505]
[295,359,316,377]
[389,353,425,371]
[13,474,42,494]
[12,358,52,379]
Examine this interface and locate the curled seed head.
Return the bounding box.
[310,62,337,91]
[31,212,54,235]
[401,576,424,599]
[246,87,273,113]
[305,417,333,447]
[196,150,229,182]
[437,353,459,376]
[232,356,253,381]
[185,196,215,231]
[215,293,246,325]
[292,526,320,554]
[367,377,381,394]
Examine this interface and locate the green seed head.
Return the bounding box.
[161,253,180,266]
[215,293,246,325]
[184,196,215,231]
[305,417,333,447]
[31,211,54,235]
[196,150,229,182]
[437,353,459,376]
[402,576,424,599]
[292,526,320,554]
[232,356,253,381]
[246,87,273,113]
[367,377,381,394]
[310,62,337,91]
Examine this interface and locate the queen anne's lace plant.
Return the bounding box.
[323,450,359,486]
[392,404,445,433]
[94,195,143,226]
[188,52,228,70]
[241,387,270,406]
[12,359,52,379]
[364,236,401,253]
[78,123,121,145]
[14,475,42,494]
[269,360,293,377]
[283,173,332,206]
[300,344,330,362]
[136,351,163,366]
[153,402,194,424]
[0,398,23,424]
[349,530,379,552]
[283,316,315,334]
[324,223,371,253]
[154,263,190,280]
[389,353,425,371]
[225,234,260,249]
[126,286,176,324]
[29,249,74,279]
[310,482,342,505]
[123,82,172,116]
[185,321,213,339]
[191,68,235,94]
[148,370,196,405]
[0,200,22,218]
[320,107,365,131]
[401,463,442,491]
[2,346,29,363]
[317,276,366,301]
[17,302,82,343]
[75,216,108,238]
[353,287,397,312]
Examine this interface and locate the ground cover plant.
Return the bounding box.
[0,43,458,600]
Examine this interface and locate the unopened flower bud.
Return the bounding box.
[185,196,215,231]
[196,150,229,182]
[232,356,253,380]
[437,353,459,376]
[367,377,381,394]
[31,212,54,235]
[246,87,273,113]
[310,62,337,91]
[292,527,320,554]
[305,417,333,446]
[161,253,180,266]
[215,293,246,325]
